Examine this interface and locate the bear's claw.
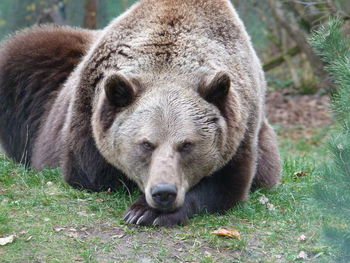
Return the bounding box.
[123,195,190,227]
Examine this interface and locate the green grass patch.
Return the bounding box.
[0,129,337,262]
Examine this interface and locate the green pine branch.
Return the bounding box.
[310,18,350,262]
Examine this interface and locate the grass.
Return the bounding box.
[0,127,337,262]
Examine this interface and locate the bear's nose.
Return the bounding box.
[151,184,177,208]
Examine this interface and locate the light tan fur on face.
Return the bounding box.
[92,85,229,209]
[145,144,187,209]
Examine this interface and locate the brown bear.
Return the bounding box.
[0,0,281,226]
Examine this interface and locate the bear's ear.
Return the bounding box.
[104,73,136,107]
[199,71,231,106]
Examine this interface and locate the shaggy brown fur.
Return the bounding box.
[0,26,94,166]
[0,0,281,226]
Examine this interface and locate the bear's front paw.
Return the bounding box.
[123,196,190,227]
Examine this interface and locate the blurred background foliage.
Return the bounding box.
[0,0,349,94]
[0,0,135,35]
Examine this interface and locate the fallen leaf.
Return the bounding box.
[10,171,20,177]
[96,198,104,202]
[0,235,15,246]
[258,196,269,204]
[297,251,308,259]
[279,206,286,212]
[26,236,32,242]
[293,171,308,179]
[211,227,240,239]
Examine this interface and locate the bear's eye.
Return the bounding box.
[141,141,155,152]
[178,142,194,153]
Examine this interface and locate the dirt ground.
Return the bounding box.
[74,222,243,262]
[50,218,274,263]
[266,91,331,129]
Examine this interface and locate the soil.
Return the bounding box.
[265,91,331,129]
[65,222,244,263]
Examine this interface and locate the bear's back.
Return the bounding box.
[0,25,95,165]
[79,0,264,110]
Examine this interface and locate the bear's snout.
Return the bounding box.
[151,184,177,209]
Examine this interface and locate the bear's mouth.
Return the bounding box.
[148,200,179,212]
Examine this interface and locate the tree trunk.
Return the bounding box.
[9,0,66,30]
[281,30,301,88]
[267,0,333,90]
[263,46,301,72]
[37,1,66,25]
[121,0,129,11]
[84,0,98,29]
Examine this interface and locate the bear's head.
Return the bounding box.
[92,71,236,212]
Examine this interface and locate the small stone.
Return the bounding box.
[77,211,89,217]
[298,234,307,241]
[66,232,78,238]
[204,251,212,257]
[1,198,9,205]
[54,227,65,232]
[267,203,276,211]
[337,144,344,150]
[258,195,269,204]
[297,251,308,259]
[139,258,153,263]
